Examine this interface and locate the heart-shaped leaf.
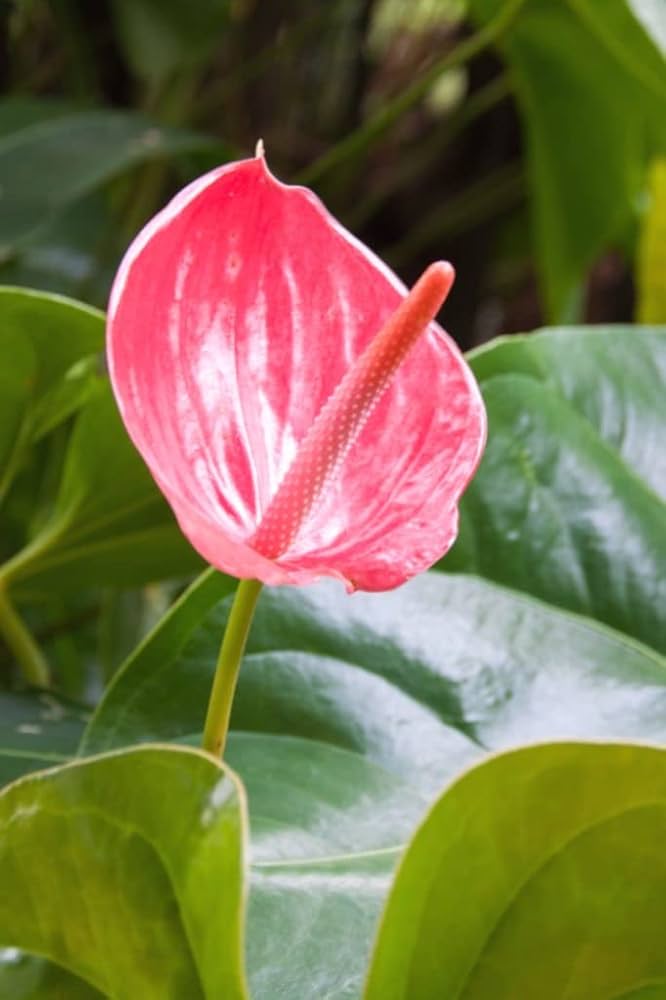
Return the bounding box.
[0,745,248,998]
[82,568,666,997]
[365,742,666,999]
[467,325,666,496]
[445,325,666,653]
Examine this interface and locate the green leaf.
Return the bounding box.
[0,110,223,252]
[0,745,248,998]
[365,742,666,999]
[446,326,666,652]
[0,331,33,496]
[468,325,666,497]
[469,0,666,319]
[0,691,89,787]
[628,0,666,55]
[0,194,114,306]
[4,382,204,595]
[0,98,78,139]
[82,569,666,997]
[572,0,666,100]
[0,951,102,999]
[637,159,666,322]
[0,287,103,501]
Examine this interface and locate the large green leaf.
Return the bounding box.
[0,745,248,998]
[445,325,666,652]
[0,691,89,787]
[469,0,666,319]
[0,110,223,252]
[365,742,666,999]
[468,325,666,496]
[3,383,204,596]
[82,569,666,997]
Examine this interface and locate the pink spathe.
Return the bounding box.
[107,155,486,591]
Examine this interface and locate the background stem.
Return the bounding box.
[0,584,51,688]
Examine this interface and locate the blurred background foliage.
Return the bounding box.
[1,0,664,346]
[0,0,664,703]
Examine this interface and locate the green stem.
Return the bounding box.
[202,578,263,759]
[386,162,524,267]
[345,73,511,231]
[0,584,50,688]
[296,0,526,187]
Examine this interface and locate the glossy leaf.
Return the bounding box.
[467,325,666,497]
[469,0,666,318]
[0,745,248,998]
[0,691,88,787]
[445,326,666,652]
[82,569,666,997]
[0,111,223,251]
[365,742,666,999]
[5,383,204,596]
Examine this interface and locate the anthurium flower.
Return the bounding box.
[107,154,486,592]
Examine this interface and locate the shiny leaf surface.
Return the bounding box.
[365,742,666,999]
[83,569,666,997]
[446,326,666,652]
[0,745,248,998]
[468,325,666,496]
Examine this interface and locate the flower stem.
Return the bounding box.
[202,578,263,759]
[0,584,50,688]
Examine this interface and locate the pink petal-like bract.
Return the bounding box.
[107,155,486,591]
